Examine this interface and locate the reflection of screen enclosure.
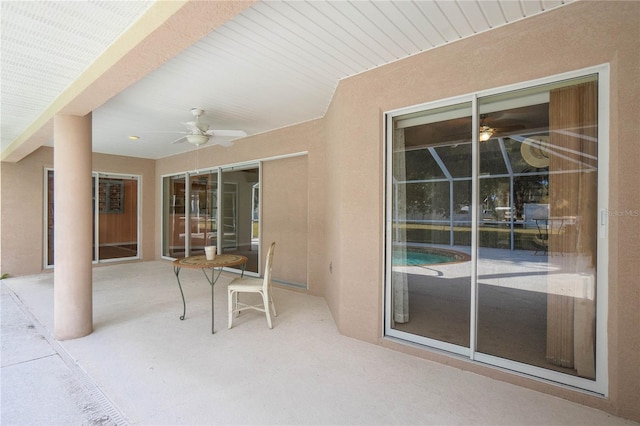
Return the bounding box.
[389,74,600,387]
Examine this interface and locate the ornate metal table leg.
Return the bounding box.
[174,265,186,320]
[202,267,223,334]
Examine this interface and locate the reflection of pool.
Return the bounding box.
[393,246,470,266]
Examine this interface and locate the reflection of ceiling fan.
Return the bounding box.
[479,114,525,141]
[172,108,247,146]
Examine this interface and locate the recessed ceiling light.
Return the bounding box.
[128,135,140,140]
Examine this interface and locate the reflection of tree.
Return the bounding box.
[480,179,503,215]
[513,170,549,219]
[403,182,451,219]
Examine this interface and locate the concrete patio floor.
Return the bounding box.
[1,261,636,425]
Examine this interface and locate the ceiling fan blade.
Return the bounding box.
[171,136,187,144]
[181,121,203,133]
[140,130,186,134]
[209,129,247,138]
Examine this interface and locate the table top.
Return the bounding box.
[173,254,248,269]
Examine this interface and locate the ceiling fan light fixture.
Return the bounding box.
[479,125,495,142]
[186,134,209,145]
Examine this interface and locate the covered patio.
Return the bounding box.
[2,1,639,422]
[1,261,631,425]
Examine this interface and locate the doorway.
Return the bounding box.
[162,164,260,275]
[385,69,607,393]
[45,171,141,266]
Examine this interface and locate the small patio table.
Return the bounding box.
[173,254,247,334]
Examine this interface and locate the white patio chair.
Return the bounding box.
[228,242,277,329]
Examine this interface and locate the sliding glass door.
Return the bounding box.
[390,102,473,352]
[475,77,599,380]
[386,68,606,393]
[162,164,260,274]
[220,167,260,273]
[162,174,187,258]
[96,174,139,261]
[45,171,140,266]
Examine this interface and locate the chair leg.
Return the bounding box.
[261,291,273,329]
[228,290,234,329]
[269,287,277,317]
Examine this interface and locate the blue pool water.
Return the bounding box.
[392,249,463,266]
[393,252,452,266]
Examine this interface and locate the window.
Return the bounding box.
[386,66,608,393]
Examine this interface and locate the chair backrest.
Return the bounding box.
[262,242,276,291]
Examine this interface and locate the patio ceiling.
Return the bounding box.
[1,0,570,162]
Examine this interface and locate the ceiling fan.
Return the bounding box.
[172,108,247,147]
[478,113,525,141]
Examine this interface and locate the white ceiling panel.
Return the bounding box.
[436,1,477,38]
[398,1,448,47]
[302,1,391,64]
[501,0,527,22]
[374,2,433,50]
[523,0,546,16]
[2,0,571,160]
[0,1,154,151]
[543,0,566,9]
[478,1,509,28]
[350,1,421,56]
[457,1,492,33]
[338,1,410,60]
[413,1,463,42]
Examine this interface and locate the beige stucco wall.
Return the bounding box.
[262,155,308,287]
[0,147,156,276]
[321,1,639,421]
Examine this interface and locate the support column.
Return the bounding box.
[54,113,93,340]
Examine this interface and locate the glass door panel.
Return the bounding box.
[46,170,55,266]
[390,102,473,349]
[92,175,97,261]
[221,167,259,274]
[163,175,187,258]
[476,76,598,379]
[97,175,139,260]
[46,171,140,265]
[188,172,218,256]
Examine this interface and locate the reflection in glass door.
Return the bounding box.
[162,165,260,274]
[188,171,218,257]
[389,102,473,352]
[45,171,140,266]
[221,167,259,274]
[46,170,55,266]
[387,70,605,392]
[97,175,139,261]
[476,76,599,381]
[163,174,186,258]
